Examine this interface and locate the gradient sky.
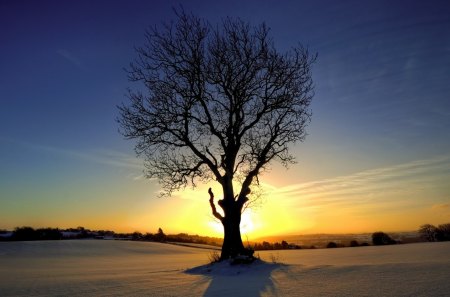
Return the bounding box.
[1,0,449,238]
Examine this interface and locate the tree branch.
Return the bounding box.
[119,10,315,198]
[208,188,224,221]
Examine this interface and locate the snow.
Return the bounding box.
[0,240,449,296]
[0,232,12,238]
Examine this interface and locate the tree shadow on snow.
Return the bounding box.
[185,260,284,297]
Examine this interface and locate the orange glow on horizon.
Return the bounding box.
[121,154,450,238]
[7,155,448,239]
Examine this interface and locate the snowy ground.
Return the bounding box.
[0,240,449,296]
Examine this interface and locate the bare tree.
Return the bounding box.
[419,224,438,242]
[437,223,450,241]
[419,223,450,242]
[118,10,316,260]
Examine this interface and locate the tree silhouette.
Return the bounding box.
[326,241,338,248]
[419,224,438,242]
[372,231,396,245]
[118,10,316,260]
[437,223,450,241]
[419,223,450,242]
[155,227,167,242]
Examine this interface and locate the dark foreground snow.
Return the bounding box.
[0,240,449,296]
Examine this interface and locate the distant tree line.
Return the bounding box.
[418,223,450,242]
[252,240,301,250]
[130,228,224,247]
[325,233,396,248]
[0,226,226,247]
[0,226,301,250]
[0,226,104,241]
[130,230,302,250]
[7,227,63,241]
[3,223,449,249]
[131,228,168,242]
[326,240,369,249]
[325,240,371,248]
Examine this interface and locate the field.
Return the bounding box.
[1,240,449,296]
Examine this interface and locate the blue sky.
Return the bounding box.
[1,0,449,235]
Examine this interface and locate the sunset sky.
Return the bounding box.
[1,0,449,238]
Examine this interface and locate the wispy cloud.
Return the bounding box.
[432,203,449,210]
[56,49,84,70]
[1,138,143,171]
[72,148,143,170]
[263,154,450,213]
[169,154,450,230]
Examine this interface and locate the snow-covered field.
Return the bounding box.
[0,240,449,296]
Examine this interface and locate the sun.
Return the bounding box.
[207,210,256,237]
[240,211,255,234]
[207,219,222,236]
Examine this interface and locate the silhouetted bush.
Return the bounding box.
[372,232,396,245]
[12,227,39,241]
[11,227,63,241]
[208,251,221,263]
[132,232,143,241]
[349,240,359,247]
[327,241,338,248]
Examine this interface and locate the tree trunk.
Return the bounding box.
[208,187,253,261]
[220,208,245,260]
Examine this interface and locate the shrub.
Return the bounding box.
[326,241,338,248]
[12,227,38,241]
[208,251,221,263]
[372,232,396,245]
[349,240,359,247]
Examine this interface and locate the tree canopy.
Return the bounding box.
[118,11,316,200]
